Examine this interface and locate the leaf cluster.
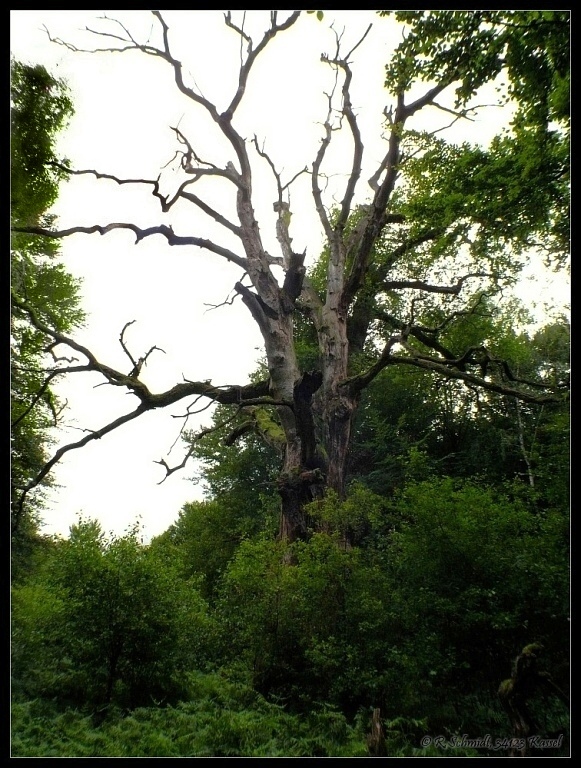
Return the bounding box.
[11,59,73,224]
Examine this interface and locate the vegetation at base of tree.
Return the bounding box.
[11,308,569,753]
[12,434,569,755]
[11,684,371,758]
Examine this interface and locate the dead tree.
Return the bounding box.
[12,11,569,541]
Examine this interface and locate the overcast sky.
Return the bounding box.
[11,10,569,543]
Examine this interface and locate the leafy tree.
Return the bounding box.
[381,12,570,131]
[150,497,277,601]
[13,11,569,543]
[377,476,569,739]
[350,315,569,498]
[11,518,215,712]
[210,475,568,750]
[10,59,74,220]
[150,403,281,597]
[10,58,84,573]
[380,10,569,260]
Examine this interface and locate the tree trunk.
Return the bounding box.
[276,371,327,542]
[366,707,388,756]
[271,227,361,541]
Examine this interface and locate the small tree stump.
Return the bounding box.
[366,707,387,756]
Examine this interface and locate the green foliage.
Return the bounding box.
[215,532,393,712]
[11,575,67,702]
[11,519,216,710]
[11,58,84,562]
[348,314,569,500]
[307,482,391,545]
[159,403,281,599]
[12,472,569,754]
[11,58,73,223]
[381,477,569,731]
[379,11,569,267]
[11,677,368,757]
[381,11,569,128]
[214,537,302,695]
[150,496,277,600]
[207,473,568,740]
[186,404,280,516]
[395,130,567,262]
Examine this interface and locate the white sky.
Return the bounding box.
[10,10,569,543]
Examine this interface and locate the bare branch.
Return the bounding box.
[154,404,238,482]
[118,321,165,377]
[432,99,500,121]
[87,14,149,48]
[403,82,452,120]
[173,395,216,420]
[11,369,62,428]
[165,395,212,455]
[312,73,342,240]
[221,11,301,121]
[252,135,309,270]
[320,52,363,231]
[13,292,272,408]
[12,293,277,519]
[119,321,139,370]
[172,125,208,170]
[12,223,248,269]
[153,391,290,481]
[344,22,373,60]
[49,161,188,214]
[50,158,242,226]
[340,96,409,309]
[43,12,180,65]
[344,340,566,405]
[390,352,566,404]
[320,23,373,232]
[350,81,453,299]
[50,161,160,189]
[154,447,195,482]
[204,290,240,312]
[177,188,243,235]
[52,11,233,153]
[151,11,299,183]
[61,11,243,181]
[381,272,494,295]
[372,295,500,364]
[373,310,462,363]
[13,402,150,532]
[46,342,79,364]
